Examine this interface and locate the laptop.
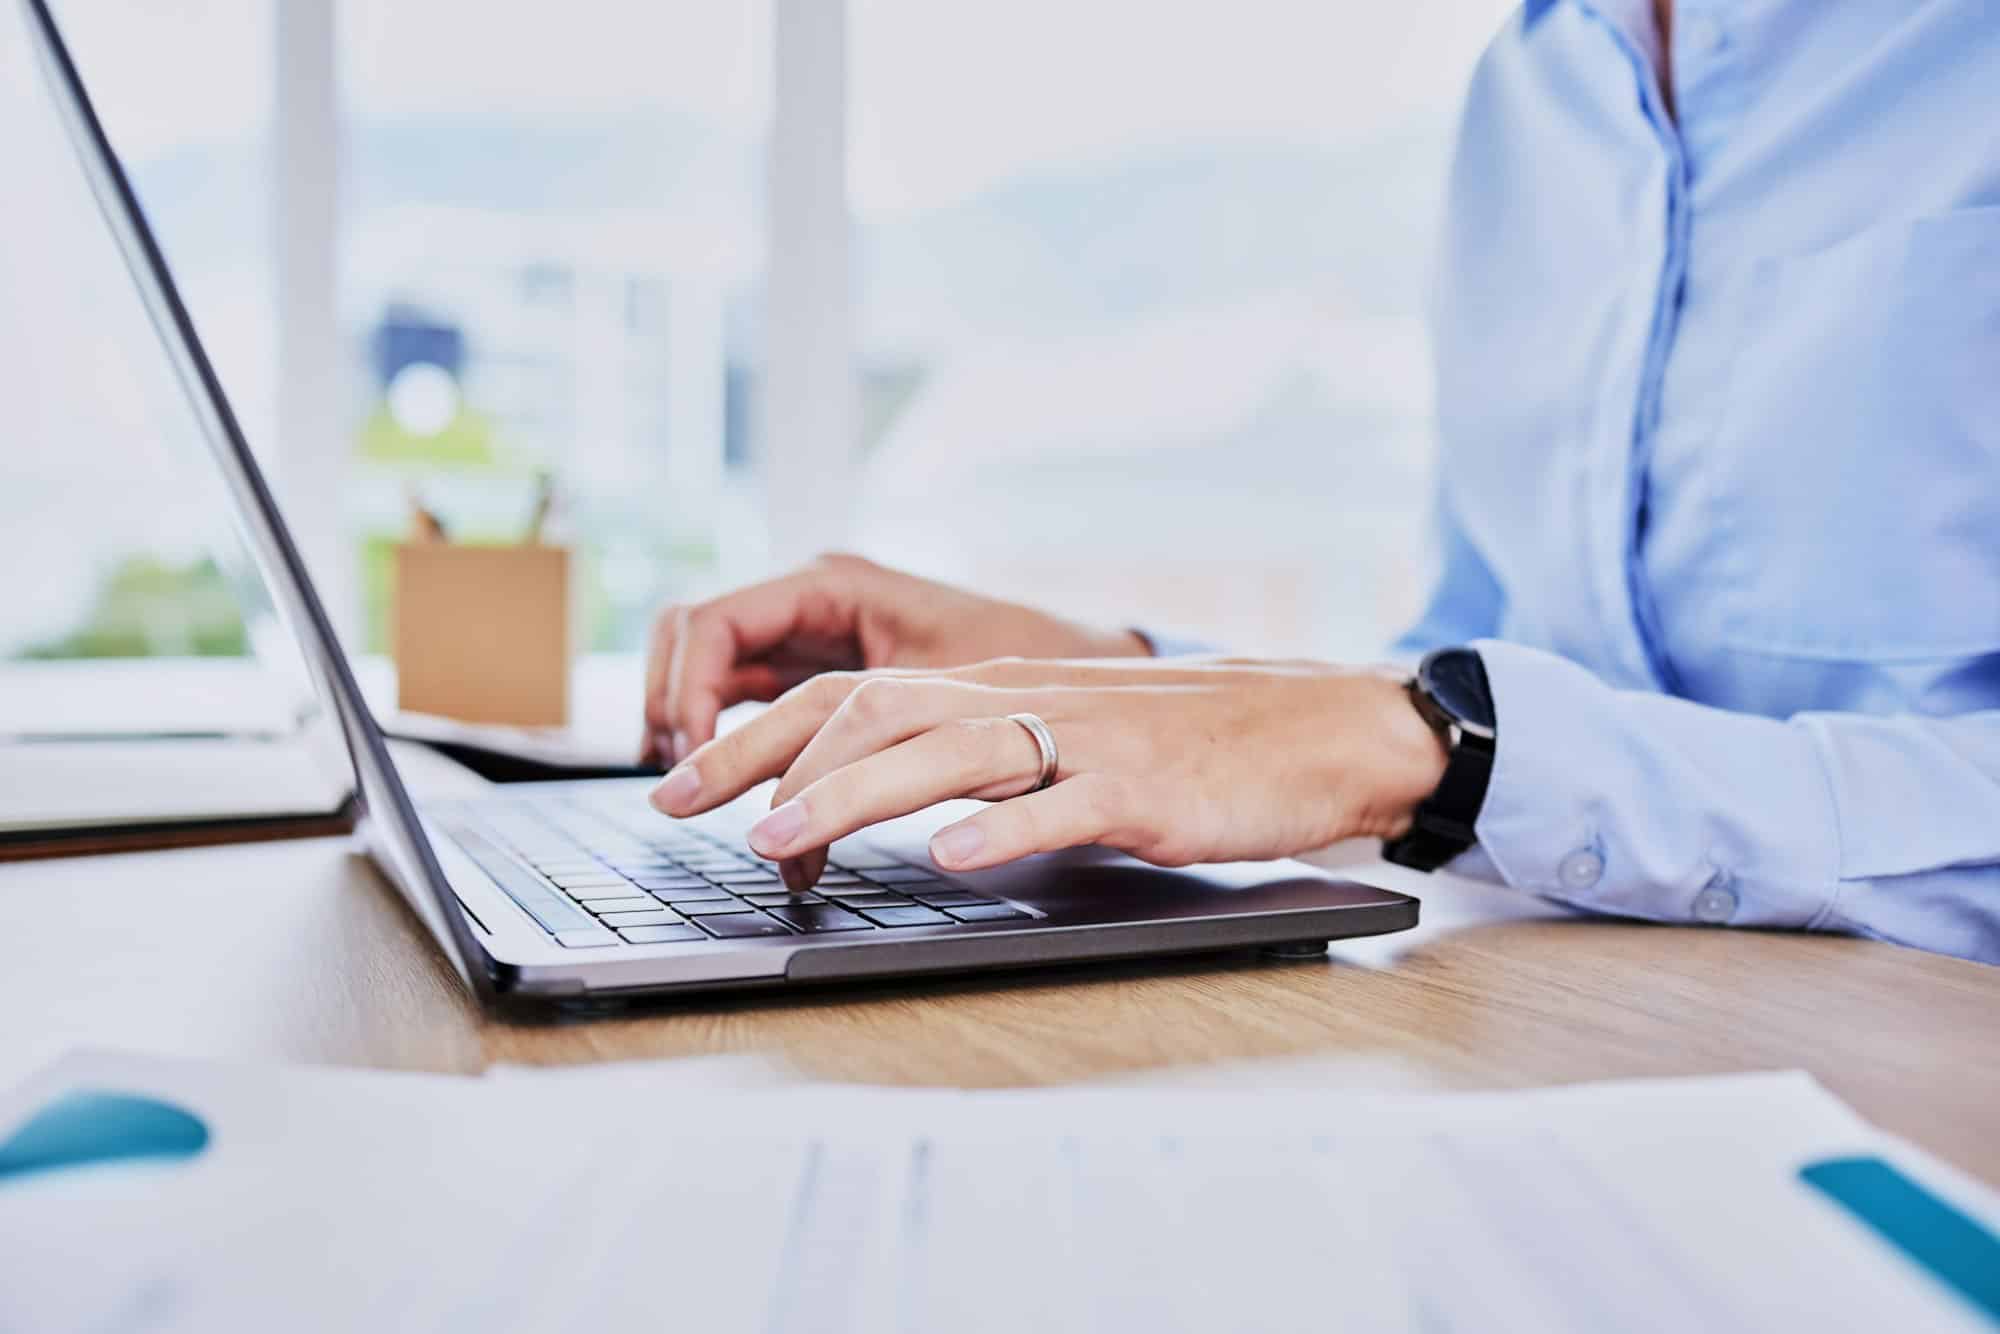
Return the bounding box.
[21,0,1418,1013]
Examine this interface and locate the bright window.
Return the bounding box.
[847,0,1512,657]
[0,0,275,662]
[7,1,1512,669]
[337,0,771,651]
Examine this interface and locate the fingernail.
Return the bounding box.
[749,799,807,856]
[651,764,701,814]
[671,730,691,763]
[931,823,985,868]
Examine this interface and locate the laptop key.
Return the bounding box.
[866,866,941,884]
[828,840,903,869]
[649,885,737,904]
[630,875,712,891]
[677,900,753,916]
[765,904,873,933]
[823,890,909,909]
[599,909,683,928]
[696,913,796,939]
[876,880,953,898]
[617,924,707,945]
[548,874,632,891]
[945,904,1031,923]
[446,825,596,934]
[707,869,783,885]
[911,890,994,908]
[859,905,953,928]
[579,897,659,915]
[743,891,823,906]
[554,926,619,947]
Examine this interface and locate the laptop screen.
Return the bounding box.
[13,0,493,997]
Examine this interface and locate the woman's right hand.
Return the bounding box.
[640,553,1150,764]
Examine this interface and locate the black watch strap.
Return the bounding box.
[1382,740,1493,871]
[1382,649,1495,872]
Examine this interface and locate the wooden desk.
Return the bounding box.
[3,742,1995,1189]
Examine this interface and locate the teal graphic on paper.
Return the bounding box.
[0,1089,209,1185]
[1800,1155,2000,1325]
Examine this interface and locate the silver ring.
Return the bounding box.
[1006,712,1060,793]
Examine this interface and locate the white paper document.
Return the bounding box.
[0,1052,1993,1333]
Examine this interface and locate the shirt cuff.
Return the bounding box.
[1132,628,1219,658]
[1469,638,1840,929]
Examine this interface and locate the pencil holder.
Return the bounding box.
[391,542,572,726]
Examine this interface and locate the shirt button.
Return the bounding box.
[1692,883,1739,924]
[1558,849,1604,891]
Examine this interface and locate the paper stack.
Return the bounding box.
[0,1052,1993,1333]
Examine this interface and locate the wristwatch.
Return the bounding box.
[1382,646,1496,872]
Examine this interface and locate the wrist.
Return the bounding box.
[1101,627,1156,658]
[1345,672,1451,841]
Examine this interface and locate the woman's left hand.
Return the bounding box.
[647,657,1449,890]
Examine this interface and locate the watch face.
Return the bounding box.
[1422,648,1495,733]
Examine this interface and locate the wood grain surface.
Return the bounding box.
[3,745,1994,1187]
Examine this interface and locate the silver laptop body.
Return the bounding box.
[24,0,1417,1013]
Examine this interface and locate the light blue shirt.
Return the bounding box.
[1391,0,2000,962]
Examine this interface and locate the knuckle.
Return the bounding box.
[841,675,908,726]
[800,670,859,711]
[813,550,873,575]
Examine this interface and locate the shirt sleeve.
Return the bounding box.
[1391,485,1505,661]
[1470,637,2000,963]
[1132,628,1219,658]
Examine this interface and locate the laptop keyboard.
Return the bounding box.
[445,800,1031,948]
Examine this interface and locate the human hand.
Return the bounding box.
[640,554,1147,765]
[647,657,1448,890]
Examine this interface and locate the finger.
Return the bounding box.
[641,605,687,757]
[763,680,1049,886]
[926,774,1133,871]
[746,716,1045,861]
[952,655,1298,688]
[703,675,996,818]
[638,727,666,767]
[719,661,820,708]
[641,599,852,740]
[644,666,814,768]
[770,678,999,805]
[651,569,861,754]
[659,604,703,757]
[650,671,864,816]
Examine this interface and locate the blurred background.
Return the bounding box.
[2,0,1511,675]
